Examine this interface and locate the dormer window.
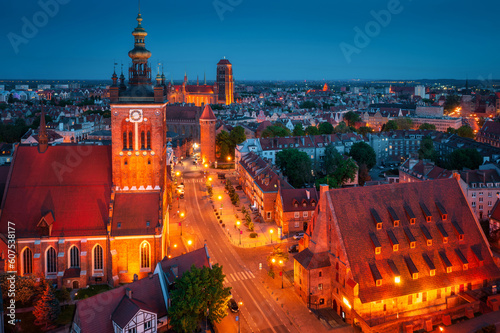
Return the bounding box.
[436,223,449,243]
[370,232,381,255]
[452,221,464,241]
[410,218,415,225]
[420,202,432,222]
[404,205,416,224]
[455,249,468,270]
[371,208,383,230]
[369,263,382,287]
[387,206,399,227]
[439,251,452,273]
[420,225,433,246]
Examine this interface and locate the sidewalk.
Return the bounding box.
[208,171,291,249]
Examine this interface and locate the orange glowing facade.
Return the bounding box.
[295,179,500,332]
[199,105,217,164]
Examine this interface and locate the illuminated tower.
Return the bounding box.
[199,105,217,164]
[216,58,234,105]
[38,103,48,153]
[110,7,167,191]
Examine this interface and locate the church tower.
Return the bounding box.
[199,105,217,164]
[216,58,234,105]
[110,7,167,192]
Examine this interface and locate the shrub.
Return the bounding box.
[248,221,255,231]
[241,206,246,214]
[268,270,275,279]
[249,232,258,238]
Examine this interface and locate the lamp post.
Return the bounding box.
[236,220,241,245]
[280,259,284,289]
[179,212,185,236]
[237,302,243,333]
[187,239,192,252]
[270,229,274,244]
[218,195,223,214]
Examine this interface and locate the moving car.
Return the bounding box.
[293,233,304,240]
[228,298,239,313]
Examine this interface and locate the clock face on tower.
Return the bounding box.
[129,109,143,123]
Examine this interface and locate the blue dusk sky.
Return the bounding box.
[1,0,499,81]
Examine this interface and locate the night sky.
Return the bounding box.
[1,0,499,81]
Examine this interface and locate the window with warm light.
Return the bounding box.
[393,244,399,252]
[375,247,381,255]
[446,266,452,273]
[342,297,351,309]
[430,269,436,276]
[376,279,382,287]
[394,276,401,284]
[412,273,418,280]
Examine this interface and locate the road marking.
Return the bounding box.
[230,273,235,282]
[248,271,255,278]
[238,272,245,280]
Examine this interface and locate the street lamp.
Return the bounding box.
[236,220,241,245]
[218,195,223,214]
[187,239,193,252]
[270,229,274,244]
[227,156,232,162]
[279,260,284,289]
[238,302,243,333]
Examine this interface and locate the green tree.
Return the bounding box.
[229,126,246,146]
[169,264,231,333]
[457,125,475,139]
[33,285,61,330]
[216,130,231,160]
[419,123,436,130]
[358,163,371,186]
[305,126,319,136]
[299,101,316,109]
[320,145,357,188]
[447,148,482,170]
[293,123,305,136]
[275,148,312,188]
[318,122,334,134]
[383,120,398,131]
[334,121,352,134]
[261,125,291,138]
[344,111,361,127]
[349,142,376,170]
[266,246,289,275]
[357,126,374,136]
[394,118,413,130]
[418,136,436,160]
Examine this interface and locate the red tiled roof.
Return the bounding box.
[160,246,210,284]
[111,192,160,236]
[74,274,166,333]
[217,59,231,65]
[185,85,214,94]
[199,105,216,120]
[324,178,500,303]
[280,187,318,212]
[294,248,330,270]
[490,199,500,221]
[0,145,112,237]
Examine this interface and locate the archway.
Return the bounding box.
[333,299,337,312]
[73,280,79,289]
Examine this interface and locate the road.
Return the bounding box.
[178,159,298,333]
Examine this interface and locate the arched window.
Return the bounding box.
[140,241,150,269]
[69,246,79,268]
[141,131,145,149]
[122,132,127,150]
[22,248,33,275]
[147,131,151,150]
[46,247,57,274]
[93,244,103,271]
[128,131,133,150]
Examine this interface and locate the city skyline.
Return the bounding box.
[1,0,499,81]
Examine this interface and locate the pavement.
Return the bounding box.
[168,158,347,332]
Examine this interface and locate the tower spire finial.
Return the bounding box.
[138,0,141,14]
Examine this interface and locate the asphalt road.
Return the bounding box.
[179,160,297,333]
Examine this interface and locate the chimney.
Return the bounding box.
[453,172,460,181]
[171,266,179,278]
[125,288,132,299]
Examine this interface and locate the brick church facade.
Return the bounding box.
[0,9,175,288]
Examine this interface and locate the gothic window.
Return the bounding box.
[147,131,151,149]
[140,241,150,269]
[94,244,103,271]
[141,131,145,149]
[22,248,33,275]
[123,132,127,150]
[46,247,57,274]
[128,131,133,150]
[69,246,79,268]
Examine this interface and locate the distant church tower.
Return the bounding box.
[109,8,168,192]
[216,58,234,105]
[199,105,217,164]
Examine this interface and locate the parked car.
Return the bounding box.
[293,233,304,240]
[179,194,184,199]
[235,185,242,191]
[217,173,226,179]
[177,184,185,189]
[228,298,239,313]
[288,244,298,253]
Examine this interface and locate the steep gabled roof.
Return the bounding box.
[199,105,216,121]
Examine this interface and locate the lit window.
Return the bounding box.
[69,246,80,268]
[22,248,33,275]
[94,244,103,271]
[318,283,323,290]
[303,211,308,217]
[140,241,150,269]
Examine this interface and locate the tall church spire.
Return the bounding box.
[38,102,48,153]
[128,2,151,86]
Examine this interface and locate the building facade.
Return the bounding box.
[199,105,217,164]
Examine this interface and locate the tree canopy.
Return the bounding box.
[318,122,334,134]
[443,95,461,114]
[447,148,482,170]
[216,126,247,160]
[275,148,312,188]
[305,126,319,136]
[299,101,316,109]
[457,125,475,139]
[419,123,436,130]
[349,141,376,170]
[383,120,398,131]
[261,124,291,138]
[334,121,352,134]
[319,145,358,188]
[33,285,61,330]
[168,264,231,333]
[418,136,436,161]
[357,126,374,136]
[343,111,361,127]
[292,123,305,136]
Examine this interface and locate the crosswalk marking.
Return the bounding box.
[224,270,256,284]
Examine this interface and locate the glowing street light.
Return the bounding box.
[270,229,274,244]
[236,220,242,245]
[279,259,284,289]
[227,156,232,161]
[187,239,193,252]
[218,195,223,213]
[208,177,212,182]
[175,171,181,177]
